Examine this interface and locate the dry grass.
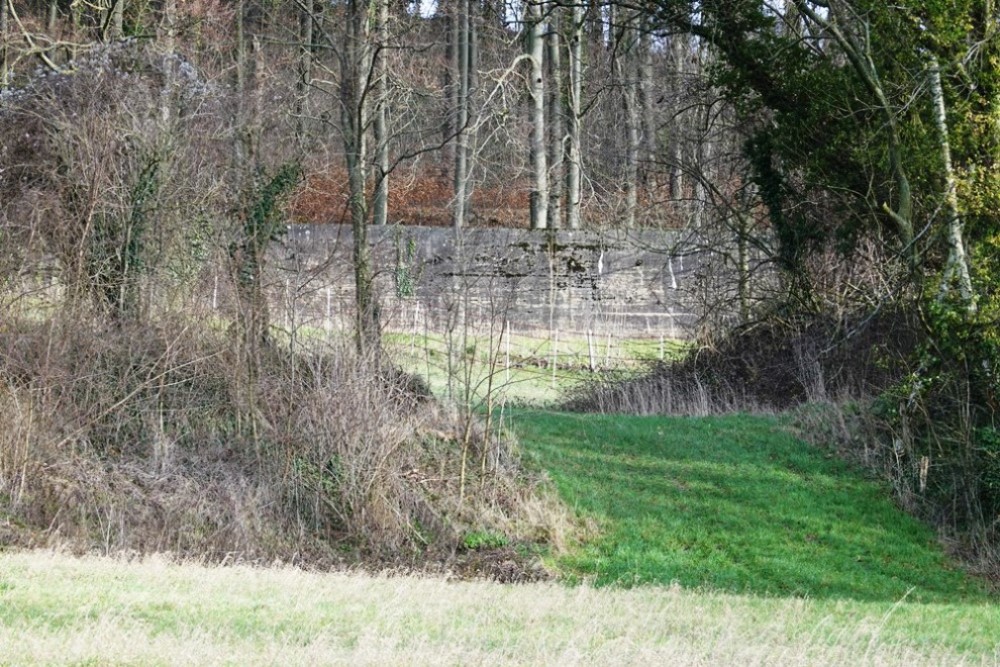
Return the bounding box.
[564,310,918,416]
[0,312,567,564]
[1,551,997,666]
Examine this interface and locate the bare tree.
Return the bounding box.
[527,0,548,229]
[373,0,390,226]
[565,0,584,230]
[546,7,563,229]
[452,0,473,228]
[1,0,9,92]
[611,9,639,228]
[340,0,380,353]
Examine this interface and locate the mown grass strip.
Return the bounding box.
[513,410,993,604]
[0,551,998,665]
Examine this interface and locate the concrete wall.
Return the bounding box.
[275,225,703,338]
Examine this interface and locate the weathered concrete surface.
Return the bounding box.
[275,225,703,337]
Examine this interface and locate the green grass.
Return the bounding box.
[384,331,687,405]
[512,410,994,604]
[1,551,998,665]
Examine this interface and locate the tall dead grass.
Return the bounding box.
[564,309,918,416]
[0,308,566,567]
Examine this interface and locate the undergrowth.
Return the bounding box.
[0,311,569,570]
[563,309,919,415]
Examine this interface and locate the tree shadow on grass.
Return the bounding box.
[516,410,991,603]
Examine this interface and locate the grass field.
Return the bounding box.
[1,551,998,666]
[4,369,999,664]
[384,331,686,404]
[511,410,993,604]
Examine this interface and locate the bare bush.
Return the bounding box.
[0,41,225,318]
[565,308,920,416]
[0,38,570,573]
[0,309,565,565]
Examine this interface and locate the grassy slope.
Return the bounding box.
[1,552,998,665]
[512,410,993,604]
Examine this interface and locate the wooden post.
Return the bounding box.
[504,320,511,384]
[326,286,332,331]
[284,279,291,329]
[411,302,419,354]
[551,329,559,388]
[587,329,596,371]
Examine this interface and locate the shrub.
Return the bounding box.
[0,311,564,564]
[564,307,919,415]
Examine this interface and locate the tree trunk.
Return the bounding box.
[737,212,750,321]
[159,0,176,126]
[584,0,603,51]
[565,1,583,230]
[443,0,457,167]
[613,21,639,228]
[1,0,9,92]
[233,0,248,176]
[929,56,975,310]
[691,44,710,228]
[373,0,390,226]
[637,31,657,191]
[294,0,314,153]
[231,1,265,349]
[466,8,478,216]
[227,0,261,442]
[47,0,58,34]
[528,0,548,229]
[546,9,564,229]
[452,0,470,228]
[341,0,380,355]
[110,0,124,39]
[668,34,685,200]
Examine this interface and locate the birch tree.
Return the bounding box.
[452,0,474,228]
[565,0,584,229]
[546,7,563,229]
[527,0,548,229]
[928,56,974,310]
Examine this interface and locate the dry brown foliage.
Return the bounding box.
[0,309,567,568]
[290,167,533,228]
